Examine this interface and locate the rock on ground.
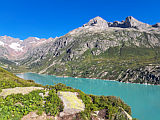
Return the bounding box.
[0,87,43,98]
[57,91,85,117]
[21,111,55,120]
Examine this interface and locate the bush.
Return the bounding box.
[44,89,64,116]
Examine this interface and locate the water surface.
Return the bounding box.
[17,73,160,120]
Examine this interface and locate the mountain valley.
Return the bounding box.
[1,16,160,85]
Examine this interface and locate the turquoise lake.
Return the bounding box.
[17,73,160,120]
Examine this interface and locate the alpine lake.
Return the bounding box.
[17,73,160,120]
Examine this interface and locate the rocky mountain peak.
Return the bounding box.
[152,23,160,28]
[23,37,40,42]
[0,35,20,41]
[83,16,108,28]
[0,36,21,47]
[124,16,150,29]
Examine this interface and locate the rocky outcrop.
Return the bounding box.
[0,87,44,98]
[0,47,8,59]
[152,23,160,28]
[91,108,132,120]
[109,16,151,29]
[118,65,160,85]
[21,111,55,120]
[124,16,150,29]
[108,20,125,28]
[83,16,108,28]
[58,91,85,117]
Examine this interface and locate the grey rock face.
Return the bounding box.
[108,21,126,28]
[118,65,160,85]
[0,47,8,59]
[109,16,151,30]
[0,36,53,60]
[152,23,160,28]
[83,16,108,28]
[124,16,150,29]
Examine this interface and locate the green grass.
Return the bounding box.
[0,83,135,120]
[0,67,42,90]
[45,46,160,84]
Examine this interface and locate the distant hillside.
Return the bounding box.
[0,36,54,60]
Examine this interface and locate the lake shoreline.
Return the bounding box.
[16,72,160,86]
[16,72,160,120]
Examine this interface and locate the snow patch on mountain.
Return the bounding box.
[0,41,4,46]
[35,37,40,40]
[29,41,36,43]
[9,43,23,51]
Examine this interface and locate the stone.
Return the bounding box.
[39,93,44,98]
[109,21,125,28]
[124,16,150,29]
[94,111,99,115]
[58,91,85,117]
[109,16,151,29]
[30,112,39,118]
[152,23,160,28]
[83,16,108,28]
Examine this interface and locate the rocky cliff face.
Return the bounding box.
[108,16,151,30]
[83,16,109,28]
[152,23,160,28]
[118,65,160,85]
[124,16,151,29]
[1,16,160,85]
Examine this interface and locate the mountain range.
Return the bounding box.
[0,16,160,85]
[0,35,55,59]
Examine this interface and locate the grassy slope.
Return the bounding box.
[0,67,41,90]
[0,83,137,120]
[45,46,160,83]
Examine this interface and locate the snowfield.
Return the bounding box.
[0,41,4,46]
[9,43,23,51]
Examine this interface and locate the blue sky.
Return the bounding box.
[0,0,159,40]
